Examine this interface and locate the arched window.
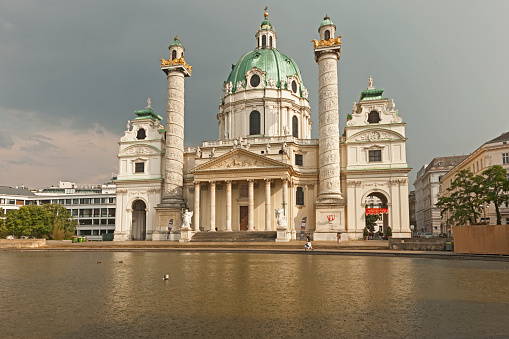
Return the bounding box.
[171,50,177,60]
[292,116,299,138]
[324,30,331,41]
[250,111,261,135]
[137,128,146,140]
[368,110,381,124]
[262,35,267,48]
[296,187,304,206]
[269,36,273,48]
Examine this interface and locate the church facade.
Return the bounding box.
[113,11,412,241]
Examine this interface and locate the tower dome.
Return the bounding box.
[226,49,305,96]
[218,9,311,141]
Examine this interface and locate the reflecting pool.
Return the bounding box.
[0,252,508,338]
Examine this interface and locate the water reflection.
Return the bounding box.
[0,252,508,338]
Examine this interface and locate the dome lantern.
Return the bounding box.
[318,15,336,41]
[255,6,276,50]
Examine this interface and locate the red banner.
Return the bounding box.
[365,208,388,215]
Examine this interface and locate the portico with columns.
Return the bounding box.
[189,149,305,236]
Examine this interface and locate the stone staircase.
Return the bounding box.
[190,231,277,242]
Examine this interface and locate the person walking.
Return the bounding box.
[337,232,342,243]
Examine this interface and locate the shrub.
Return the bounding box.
[386,226,392,237]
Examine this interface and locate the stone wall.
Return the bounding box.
[389,237,449,251]
[0,239,46,249]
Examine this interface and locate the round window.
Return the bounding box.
[250,74,260,88]
[292,81,298,93]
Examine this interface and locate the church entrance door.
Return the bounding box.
[240,206,248,231]
[132,200,146,240]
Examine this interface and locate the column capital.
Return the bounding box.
[225,180,232,185]
[247,179,255,184]
[264,178,272,183]
[193,181,201,186]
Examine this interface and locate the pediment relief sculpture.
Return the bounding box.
[120,145,159,156]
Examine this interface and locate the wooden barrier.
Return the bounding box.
[453,225,509,255]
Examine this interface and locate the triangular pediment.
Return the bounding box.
[346,129,405,143]
[191,148,290,173]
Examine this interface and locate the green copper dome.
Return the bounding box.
[319,15,335,29]
[260,19,274,31]
[169,36,183,48]
[226,49,305,95]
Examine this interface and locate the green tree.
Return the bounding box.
[5,204,76,239]
[436,169,484,225]
[365,214,378,233]
[480,165,509,225]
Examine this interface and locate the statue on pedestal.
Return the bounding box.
[275,208,287,228]
[182,209,193,229]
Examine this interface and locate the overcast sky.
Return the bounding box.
[0,0,508,189]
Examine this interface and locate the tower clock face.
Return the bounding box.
[250,74,260,87]
[368,131,381,141]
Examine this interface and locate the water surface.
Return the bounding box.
[0,252,508,338]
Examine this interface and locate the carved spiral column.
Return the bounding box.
[315,42,342,202]
[163,70,186,206]
[209,181,216,231]
[248,179,255,231]
[225,180,232,232]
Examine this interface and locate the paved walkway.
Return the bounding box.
[16,240,505,261]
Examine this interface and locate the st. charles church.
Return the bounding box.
[113,9,411,241]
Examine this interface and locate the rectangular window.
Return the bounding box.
[109,197,116,204]
[135,162,145,173]
[93,230,99,236]
[94,198,101,204]
[101,219,108,225]
[73,199,79,205]
[368,150,382,162]
[108,208,115,217]
[295,154,303,166]
[101,208,108,217]
[79,230,92,236]
[93,219,100,225]
[503,153,509,164]
[65,199,72,205]
[94,208,100,217]
[296,187,304,206]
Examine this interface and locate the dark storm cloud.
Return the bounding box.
[0,0,508,188]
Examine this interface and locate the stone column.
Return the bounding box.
[265,179,271,231]
[194,181,200,232]
[314,42,342,202]
[210,181,216,231]
[248,179,255,231]
[225,180,232,231]
[282,179,289,220]
[162,70,186,207]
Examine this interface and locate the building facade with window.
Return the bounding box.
[414,155,468,234]
[1,182,116,240]
[114,11,412,241]
[439,131,509,230]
